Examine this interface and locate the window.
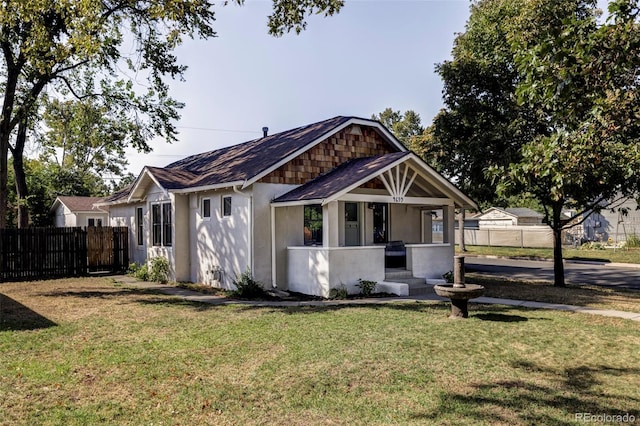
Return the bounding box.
[152,204,162,246]
[222,196,232,217]
[88,218,103,227]
[304,204,323,245]
[152,202,172,247]
[136,207,144,246]
[162,203,172,246]
[202,198,211,219]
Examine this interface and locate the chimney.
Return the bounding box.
[262,127,269,137]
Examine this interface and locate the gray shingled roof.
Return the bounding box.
[163,115,355,189]
[503,207,543,218]
[273,152,410,203]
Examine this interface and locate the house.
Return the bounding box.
[566,197,640,244]
[51,196,108,227]
[476,207,543,228]
[97,116,477,297]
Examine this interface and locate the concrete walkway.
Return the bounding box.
[113,275,640,322]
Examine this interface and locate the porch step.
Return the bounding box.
[384,269,431,296]
[385,269,414,280]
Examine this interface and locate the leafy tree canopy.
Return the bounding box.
[372,108,425,156]
[0,0,345,227]
[424,0,640,286]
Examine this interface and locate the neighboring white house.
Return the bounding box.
[476,207,544,228]
[97,116,477,297]
[51,196,108,227]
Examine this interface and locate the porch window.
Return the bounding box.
[304,204,323,245]
[152,202,172,247]
[136,207,143,246]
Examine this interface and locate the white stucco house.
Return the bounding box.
[97,116,477,297]
[51,196,108,227]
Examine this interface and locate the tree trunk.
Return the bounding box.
[458,208,466,252]
[0,68,20,229]
[13,117,29,228]
[552,204,565,287]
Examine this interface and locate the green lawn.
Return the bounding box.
[1,277,639,425]
[458,245,640,264]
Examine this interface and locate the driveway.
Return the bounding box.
[464,256,640,291]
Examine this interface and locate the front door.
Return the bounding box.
[344,202,359,246]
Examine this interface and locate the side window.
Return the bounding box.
[88,218,95,227]
[162,203,172,246]
[152,204,162,246]
[202,198,211,219]
[136,207,144,246]
[222,196,232,217]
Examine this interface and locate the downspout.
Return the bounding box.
[233,185,253,274]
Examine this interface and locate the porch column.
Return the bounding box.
[443,205,454,244]
[422,210,433,243]
[323,201,339,247]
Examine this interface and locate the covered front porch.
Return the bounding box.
[270,152,476,298]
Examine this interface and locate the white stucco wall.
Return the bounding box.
[406,244,454,279]
[252,183,300,288]
[173,194,190,282]
[273,205,304,290]
[52,205,108,228]
[107,203,144,264]
[192,189,251,289]
[287,246,386,297]
[53,204,74,227]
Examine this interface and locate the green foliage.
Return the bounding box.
[128,259,168,283]
[128,262,149,281]
[232,269,266,299]
[428,0,640,287]
[442,271,454,283]
[625,234,640,248]
[372,108,425,155]
[329,285,348,300]
[580,242,605,251]
[149,257,170,284]
[356,279,377,297]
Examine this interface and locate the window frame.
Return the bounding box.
[202,198,211,220]
[222,196,232,217]
[136,207,144,246]
[304,204,323,246]
[151,202,172,247]
[87,217,103,227]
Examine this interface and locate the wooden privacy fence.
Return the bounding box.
[0,227,129,282]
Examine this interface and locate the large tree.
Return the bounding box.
[0,0,345,228]
[426,0,640,286]
[422,0,549,207]
[492,0,640,286]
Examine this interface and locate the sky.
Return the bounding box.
[124,0,473,175]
